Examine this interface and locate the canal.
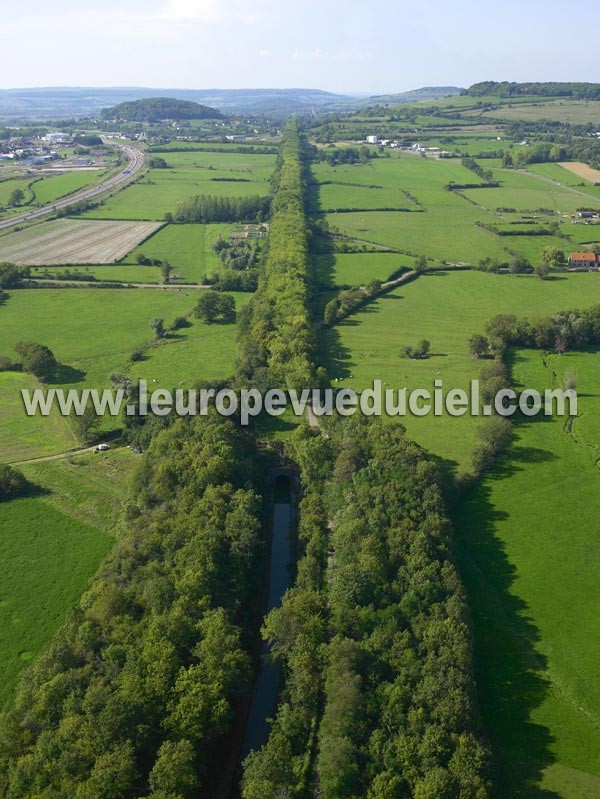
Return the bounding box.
[240,473,293,759]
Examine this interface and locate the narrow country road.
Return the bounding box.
[0,141,145,233]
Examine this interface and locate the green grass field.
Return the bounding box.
[315,183,418,211]
[0,371,78,462]
[312,154,489,195]
[29,264,167,283]
[0,498,112,708]
[128,294,250,389]
[525,162,600,188]
[124,222,235,282]
[326,270,600,473]
[30,170,104,205]
[314,252,413,286]
[0,289,247,460]
[82,151,276,221]
[463,168,600,213]
[0,177,36,211]
[327,207,507,263]
[0,448,137,708]
[454,349,600,798]
[315,155,596,264]
[482,100,600,125]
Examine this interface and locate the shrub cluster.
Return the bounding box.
[0,464,29,501]
[477,306,600,355]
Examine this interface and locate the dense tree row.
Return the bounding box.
[317,419,490,799]
[237,119,318,390]
[169,194,270,224]
[460,157,495,184]
[0,414,266,798]
[501,141,567,168]
[149,145,279,155]
[323,280,385,325]
[315,145,375,166]
[465,81,600,100]
[477,305,600,355]
[241,419,490,798]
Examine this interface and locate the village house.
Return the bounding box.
[568,252,599,269]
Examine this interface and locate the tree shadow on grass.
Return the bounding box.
[454,444,561,799]
[313,251,336,290]
[47,363,86,385]
[18,480,50,499]
[321,324,353,381]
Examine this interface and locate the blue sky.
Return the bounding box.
[1,0,599,93]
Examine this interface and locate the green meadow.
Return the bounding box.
[327,206,507,262]
[29,263,167,283]
[326,270,600,472]
[314,155,595,265]
[312,154,488,194]
[482,100,600,125]
[0,371,78,462]
[30,170,104,205]
[454,349,600,798]
[0,177,36,211]
[128,294,250,389]
[0,448,137,708]
[82,151,276,221]
[463,169,600,212]
[124,222,234,282]
[315,183,418,211]
[0,289,247,460]
[314,251,414,287]
[525,161,599,188]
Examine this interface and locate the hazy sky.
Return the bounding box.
[1,0,599,94]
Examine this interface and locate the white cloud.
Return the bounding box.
[159,0,262,23]
[292,48,324,60]
[160,0,221,21]
[258,49,271,57]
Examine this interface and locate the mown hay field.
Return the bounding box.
[0,219,162,264]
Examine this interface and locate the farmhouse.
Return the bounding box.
[366,135,379,145]
[568,252,599,269]
[577,211,598,220]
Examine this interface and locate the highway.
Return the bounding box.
[0,141,145,233]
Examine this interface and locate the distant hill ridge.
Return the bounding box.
[465,81,600,100]
[354,86,463,106]
[0,86,461,118]
[100,97,222,121]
